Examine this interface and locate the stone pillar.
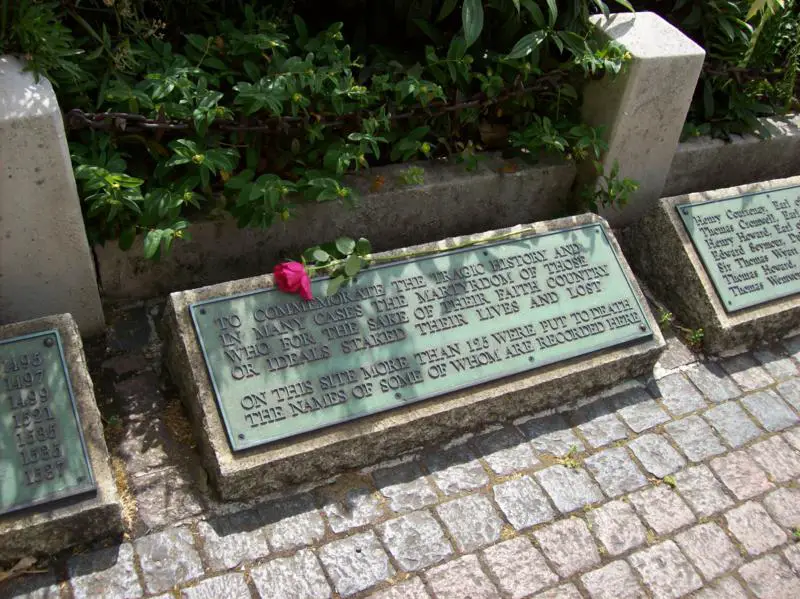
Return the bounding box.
[0,56,105,335]
[579,12,705,226]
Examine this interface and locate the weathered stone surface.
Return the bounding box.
[378,511,452,571]
[0,315,123,561]
[612,388,670,432]
[628,434,686,478]
[134,527,204,595]
[365,577,430,599]
[725,501,787,556]
[654,336,697,373]
[425,446,488,496]
[785,544,800,575]
[0,574,61,599]
[674,523,743,580]
[129,468,205,531]
[571,400,628,448]
[473,427,539,475]
[322,487,385,533]
[373,462,438,514]
[534,517,600,577]
[763,487,800,528]
[693,577,749,599]
[584,447,647,497]
[649,373,706,417]
[686,363,741,403]
[586,500,646,556]
[260,493,326,552]
[482,537,558,599]
[424,555,498,599]
[196,511,270,571]
[628,541,703,599]
[534,465,603,513]
[581,561,646,599]
[777,378,800,411]
[739,554,800,598]
[533,584,583,599]
[710,451,774,500]
[519,414,585,457]
[250,550,331,599]
[629,485,695,535]
[664,416,726,462]
[318,531,394,597]
[742,390,800,432]
[436,495,503,552]
[703,401,762,447]
[785,427,800,452]
[492,476,555,530]
[754,348,798,381]
[180,573,251,599]
[68,544,142,599]
[674,465,734,517]
[748,435,800,482]
[720,354,774,391]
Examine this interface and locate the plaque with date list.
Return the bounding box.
[191,223,653,451]
[677,184,800,312]
[0,331,95,515]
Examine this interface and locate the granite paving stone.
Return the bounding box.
[424,555,498,599]
[785,427,800,451]
[655,336,697,372]
[581,561,646,599]
[628,540,703,599]
[533,517,601,577]
[68,543,142,599]
[725,501,787,556]
[373,462,438,513]
[322,486,386,533]
[482,536,558,599]
[570,400,629,448]
[739,553,800,598]
[250,550,331,599]
[673,465,734,517]
[584,446,648,497]
[693,577,749,599]
[378,510,453,571]
[533,584,583,599]
[0,574,61,599]
[748,435,800,482]
[365,577,430,599]
[674,523,743,580]
[424,446,489,496]
[519,414,585,457]
[196,510,270,571]
[777,378,800,411]
[318,531,394,597]
[628,434,686,478]
[783,334,800,359]
[534,465,603,513]
[703,401,762,447]
[134,527,204,595]
[435,494,503,552]
[742,390,800,432]
[664,416,726,462]
[753,348,799,381]
[649,373,706,417]
[710,451,774,500]
[260,493,326,552]
[784,544,800,574]
[586,500,646,556]
[720,353,774,391]
[686,362,741,403]
[612,388,670,432]
[492,476,555,530]
[180,573,251,599]
[629,485,695,535]
[763,487,800,528]
[473,427,539,475]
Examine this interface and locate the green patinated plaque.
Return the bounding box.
[191,224,653,451]
[677,184,800,312]
[0,331,95,515]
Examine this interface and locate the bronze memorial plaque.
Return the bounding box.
[191,224,653,450]
[677,184,800,311]
[0,331,95,515]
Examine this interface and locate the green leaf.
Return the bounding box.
[118,226,136,251]
[437,0,460,21]
[143,230,162,259]
[344,253,362,277]
[355,237,372,256]
[545,0,558,27]
[506,31,547,59]
[294,14,308,46]
[462,0,484,49]
[312,248,330,263]
[521,0,546,28]
[326,275,346,297]
[413,19,444,45]
[613,0,635,12]
[335,236,356,255]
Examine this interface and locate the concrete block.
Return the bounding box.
[581,12,705,226]
[95,154,575,300]
[625,176,800,352]
[0,314,122,561]
[0,57,104,335]
[163,214,664,499]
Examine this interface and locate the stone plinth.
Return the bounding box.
[0,56,104,336]
[163,214,665,500]
[626,176,800,353]
[0,314,122,561]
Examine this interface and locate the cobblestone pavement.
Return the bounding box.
[3,302,800,598]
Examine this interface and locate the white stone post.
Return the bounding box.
[0,56,105,335]
[579,12,705,226]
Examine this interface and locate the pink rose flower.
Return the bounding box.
[273,261,312,301]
